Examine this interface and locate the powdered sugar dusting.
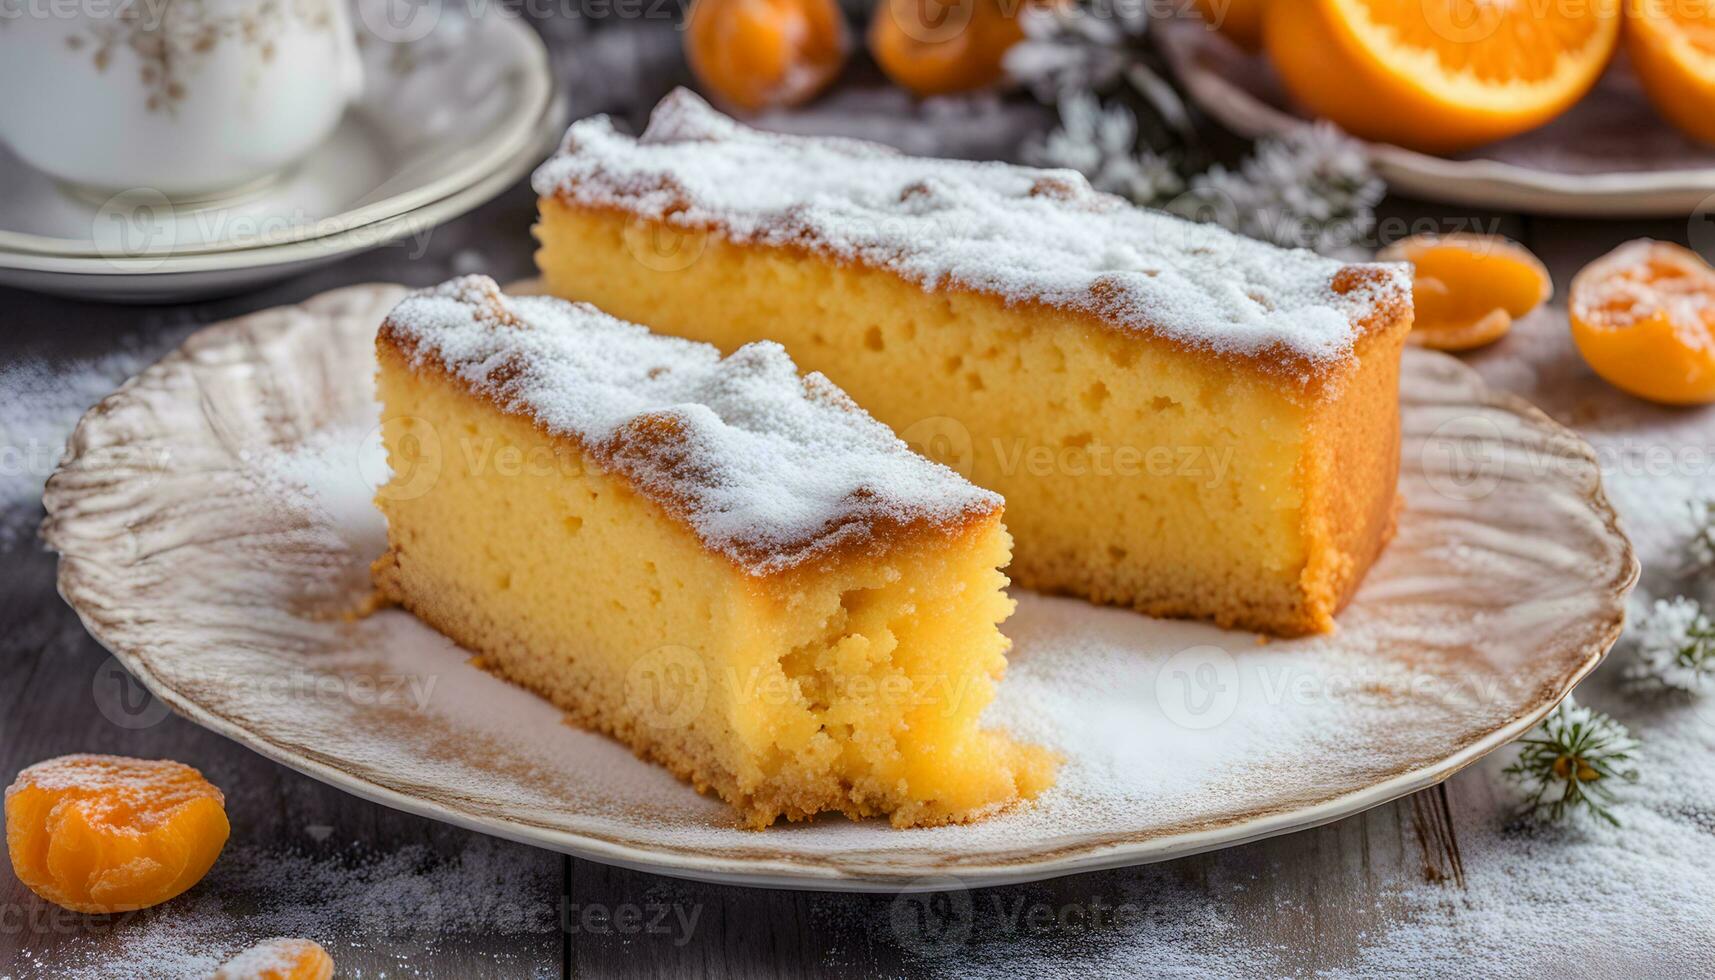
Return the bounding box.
[531,89,1411,374]
[381,276,1000,575]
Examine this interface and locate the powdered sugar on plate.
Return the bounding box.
[382,275,1000,575]
[532,89,1411,375]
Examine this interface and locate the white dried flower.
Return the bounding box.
[1005,0,1151,102]
[1174,122,1382,255]
[1627,596,1715,692]
[1022,92,1184,204]
[1690,497,1715,570]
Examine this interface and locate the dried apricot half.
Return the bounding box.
[685,0,849,112]
[212,938,335,980]
[4,754,230,913]
[1570,240,1715,405]
[1379,233,1552,351]
[869,0,1056,97]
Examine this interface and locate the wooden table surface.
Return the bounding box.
[0,23,1699,980]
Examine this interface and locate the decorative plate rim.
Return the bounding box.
[42,288,1639,892]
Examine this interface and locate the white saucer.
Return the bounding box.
[0,4,554,300]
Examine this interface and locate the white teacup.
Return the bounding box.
[0,0,364,200]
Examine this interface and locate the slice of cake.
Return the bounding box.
[532,89,1415,636]
[371,276,1054,828]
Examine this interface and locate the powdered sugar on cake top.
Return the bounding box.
[532,88,1411,374]
[381,277,1001,576]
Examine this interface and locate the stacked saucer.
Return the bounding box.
[0,6,559,302]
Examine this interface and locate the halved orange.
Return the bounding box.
[1192,0,1267,51]
[1381,233,1552,350]
[1265,0,1622,153]
[1570,240,1715,405]
[1626,0,1715,144]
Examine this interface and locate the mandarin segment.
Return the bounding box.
[684,0,849,112]
[212,938,335,980]
[869,0,1056,96]
[4,754,230,914]
[1570,240,1715,405]
[1379,233,1552,351]
[1265,0,1621,152]
[1626,0,1715,144]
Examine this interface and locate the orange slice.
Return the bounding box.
[1193,0,1266,50]
[1626,0,1715,144]
[4,754,230,914]
[212,938,335,980]
[1265,0,1622,153]
[685,0,849,113]
[1379,233,1552,351]
[1570,240,1715,405]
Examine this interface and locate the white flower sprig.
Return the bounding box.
[1022,93,1184,204]
[1173,122,1384,255]
[1502,697,1639,826]
[1005,0,1151,103]
[1689,497,1715,571]
[1626,596,1715,693]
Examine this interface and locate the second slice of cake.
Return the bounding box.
[371,276,1054,828]
[533,90,1416,636]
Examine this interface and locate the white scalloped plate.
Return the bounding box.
[42,284,1636,891]
[1159,21,1715,217]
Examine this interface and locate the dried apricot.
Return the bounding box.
[869,0,1056,97]
[1570,240,1715,405]
[685,0,849,112]
[4,754,230,914]
[212,938,335,980]
[1379,233,1552,351]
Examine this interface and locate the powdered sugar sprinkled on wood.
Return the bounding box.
[532,89,1411,375]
